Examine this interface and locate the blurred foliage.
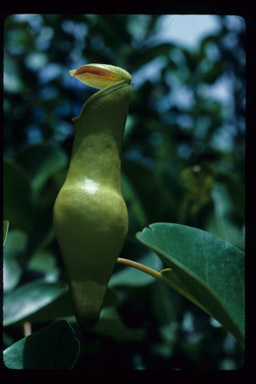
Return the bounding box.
[3,14,245,369]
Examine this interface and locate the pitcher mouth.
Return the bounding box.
[72,80,132,123]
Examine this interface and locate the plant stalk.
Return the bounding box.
[23,321,32,337]
[116,257,171,285]
[116,257,212,318]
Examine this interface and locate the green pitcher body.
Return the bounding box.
[53,80,132,328]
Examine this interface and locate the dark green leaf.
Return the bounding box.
[121,173,148,233]
[151,281,183,326]
[4,230,27,292]
[93,308,146,342]
[59,309,146,342]
[102,287,120,308]
[123,160,178,224]
[24,288,73,323]
[26,286,120,324]
[3,280,67,326]
[3,320,80,369]
[16,142,68,191]
[206,181,245,249]
[27,250,59,276]
[216,172,245,223]
[3,158,34,232]
[136,223,245,346]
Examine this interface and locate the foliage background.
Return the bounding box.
[3,14,245,370]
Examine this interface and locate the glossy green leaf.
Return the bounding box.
[3,320,80,369]
[24,288,73,323]
[25,287,119,324]
[3,280,67,327]
[3,220,9,246]
[136,223,245,346]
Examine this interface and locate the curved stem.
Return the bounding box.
[116,257,171,285]
[116,257,212,317]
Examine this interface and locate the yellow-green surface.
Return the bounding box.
[53,75,132,328]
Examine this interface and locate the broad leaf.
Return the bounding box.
[3,320,80,369]
[4,279,119,326]
[3,280,67,327]
[25,287,119,324]
[21,288,73,324]
[136,223,245,346]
